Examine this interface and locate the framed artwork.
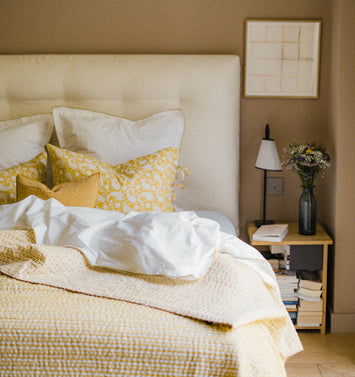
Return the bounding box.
[244,20,322,98]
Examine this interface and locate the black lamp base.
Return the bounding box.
[254,219,275,228]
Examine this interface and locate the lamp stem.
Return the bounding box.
[263,169,267,223]
[265,124,270,139]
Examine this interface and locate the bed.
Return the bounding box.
[0,54,302,376]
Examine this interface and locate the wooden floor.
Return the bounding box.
[286,331,355,376]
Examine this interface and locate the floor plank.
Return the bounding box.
[286,363,322,377]
[286,331,355,376]
[318,364,355,377]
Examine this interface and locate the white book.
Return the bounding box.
[298,271,322,290]
[281,291,297,297]
[297,287,322,298]
[297,311,322,317]
[279,286,297,293]
[253,224,288,242]
[298,299,323,311]
[277,281,299,287]
[298,293,322,302]
[284,304,297,309]
[275,270,298,283]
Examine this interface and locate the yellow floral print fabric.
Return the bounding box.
[0,152,47,205]
[47,144,178,213]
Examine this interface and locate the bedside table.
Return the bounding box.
[247,222,333,334]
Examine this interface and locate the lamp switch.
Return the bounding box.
[266,177,283,195]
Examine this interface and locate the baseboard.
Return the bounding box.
[330,311,355,332]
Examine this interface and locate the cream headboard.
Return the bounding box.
[0,54,240,232]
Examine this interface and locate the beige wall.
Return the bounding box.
[328,0,355,332]
[0,0,354,332]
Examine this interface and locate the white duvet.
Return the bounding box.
[0,196,277,287]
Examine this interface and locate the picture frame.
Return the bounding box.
[244,20,322,98]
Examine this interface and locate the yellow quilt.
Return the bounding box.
[0,230,302,376]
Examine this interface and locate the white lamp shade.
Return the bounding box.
[255,139,282,171]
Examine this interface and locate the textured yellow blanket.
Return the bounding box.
[0,229,302,376]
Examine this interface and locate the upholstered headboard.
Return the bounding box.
[0,54,240,231]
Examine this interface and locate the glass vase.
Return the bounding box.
[299,186,316,235]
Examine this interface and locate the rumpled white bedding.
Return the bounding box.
[0,195,277,287]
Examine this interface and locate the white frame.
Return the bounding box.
[244,20,322,98]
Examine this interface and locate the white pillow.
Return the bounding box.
[195,210,238,236]
[0,114,54,170]
[52,107,185,166]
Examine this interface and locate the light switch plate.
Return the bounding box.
[266,177,283,195]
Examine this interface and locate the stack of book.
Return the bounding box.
[275,269,299,324]
[268,258,280,270]
[297,299,323,326]
[296,271,323,327]
[270,244,291,270]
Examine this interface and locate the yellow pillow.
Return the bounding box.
[16,173,100,208]
[46,144,178,213]
[0,152,47,205]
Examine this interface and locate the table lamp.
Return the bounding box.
[254,124,282,227]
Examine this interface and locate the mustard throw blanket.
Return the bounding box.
[0,229,302,360]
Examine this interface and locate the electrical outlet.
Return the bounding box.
[266,177,283,195]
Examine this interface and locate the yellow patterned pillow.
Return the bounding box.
[0,152,47,205]
[46,144,178,213]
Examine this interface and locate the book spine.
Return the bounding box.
[283,300,299,305]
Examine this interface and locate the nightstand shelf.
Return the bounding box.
[247,222,333,335]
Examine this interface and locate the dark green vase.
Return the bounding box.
[299,186,316,235]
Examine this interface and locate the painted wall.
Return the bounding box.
[0,0,354,332]
[328,0,355,332]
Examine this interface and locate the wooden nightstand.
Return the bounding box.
[247,222,333,335]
